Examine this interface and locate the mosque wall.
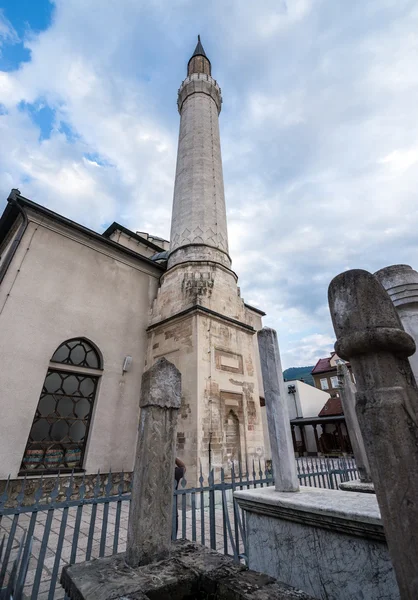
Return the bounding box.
[0,209,161,479]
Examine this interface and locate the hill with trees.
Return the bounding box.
[283,366,315,387]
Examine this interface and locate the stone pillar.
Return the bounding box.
[337,362,372,483]
[258,327,299,492]
[329,268,418,599]
[126,358,181,567]
[375,264,418,381]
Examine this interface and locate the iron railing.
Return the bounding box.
[0,456,358,600]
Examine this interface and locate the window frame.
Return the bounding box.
[330,375,339,389]
[320,378,329,390]
[19,339,103,476]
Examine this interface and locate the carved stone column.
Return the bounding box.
[257,327,299,492]
[337,362,372,483]
[126,358,181,567]
[329,268,418,599]
[375,264,418,382]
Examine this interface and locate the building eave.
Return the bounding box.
[290,415,345,426]
[244,303,266,316]
[0,193,166,273]
[102,222,166,253]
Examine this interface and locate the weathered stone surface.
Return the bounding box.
[235,487,398,600]
[216,570,313,599]
[329,268,418,599]
[169,70,229,269]
[139,357,181,409]
[61,541,315,600]
[375,264,418,381]
[126,358,181,567]
[339,480,375,493]
[257,328,299,492]
[337,362,372,483]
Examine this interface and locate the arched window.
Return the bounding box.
[20,338,102,474]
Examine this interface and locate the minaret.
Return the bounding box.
[169,35,230,270]
[145,38,265,484]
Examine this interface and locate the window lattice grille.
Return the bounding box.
[20,339,101,474]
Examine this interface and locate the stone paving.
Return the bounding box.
[0,499,241,600]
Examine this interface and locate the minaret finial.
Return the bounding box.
[188,35,211,76]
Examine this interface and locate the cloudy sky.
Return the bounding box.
[1,0,417,369]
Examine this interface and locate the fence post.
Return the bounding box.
[208,469,216,551]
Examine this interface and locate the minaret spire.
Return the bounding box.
[187,34,211,76]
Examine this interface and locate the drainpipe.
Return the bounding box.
[0,189,28,286]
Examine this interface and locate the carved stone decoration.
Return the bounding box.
[125,357,181,568]
[375,264,418,382]
[257,327,299,493]
[329,269,418,599]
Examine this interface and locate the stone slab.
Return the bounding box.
[235,487,399,600]
[61,540,315,600]
[339,480,375,494]
[234,485,384,540]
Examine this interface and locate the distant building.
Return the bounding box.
[260,377,353,458]
[311,352,354,398]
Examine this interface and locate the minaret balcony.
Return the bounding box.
[177,73,222,114]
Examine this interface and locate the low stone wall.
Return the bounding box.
[0,471,132,508]
[235,486,399,600]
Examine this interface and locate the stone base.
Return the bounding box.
[234,486,399,600]
[339,479,375,493]
[60,540,314,600]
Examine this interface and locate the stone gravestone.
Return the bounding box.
[329,268,418,600]
[258,327,299,492]
[126,357,181,567]
[337,362,373,491]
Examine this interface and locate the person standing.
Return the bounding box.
[174,457,186,537]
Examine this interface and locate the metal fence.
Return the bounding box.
[0,456,358,600]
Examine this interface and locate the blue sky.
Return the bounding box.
[1,0,418,368]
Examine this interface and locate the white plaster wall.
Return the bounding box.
[0,215,160,478]
[261,381,329,456]
[293,380,329,418]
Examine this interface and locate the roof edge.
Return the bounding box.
[1,193,165,273]
[244,303,266,316]
[102,222,166,253]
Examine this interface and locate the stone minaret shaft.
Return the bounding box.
[169,36,230,270]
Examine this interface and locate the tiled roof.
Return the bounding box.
[311,354,350,375]
[311,357,333,375]
[319,397,344,417]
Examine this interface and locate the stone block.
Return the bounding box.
[61,541,315,600]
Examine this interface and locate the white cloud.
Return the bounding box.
[0,9,19,53]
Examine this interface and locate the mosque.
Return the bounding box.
[0,38,266,486]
